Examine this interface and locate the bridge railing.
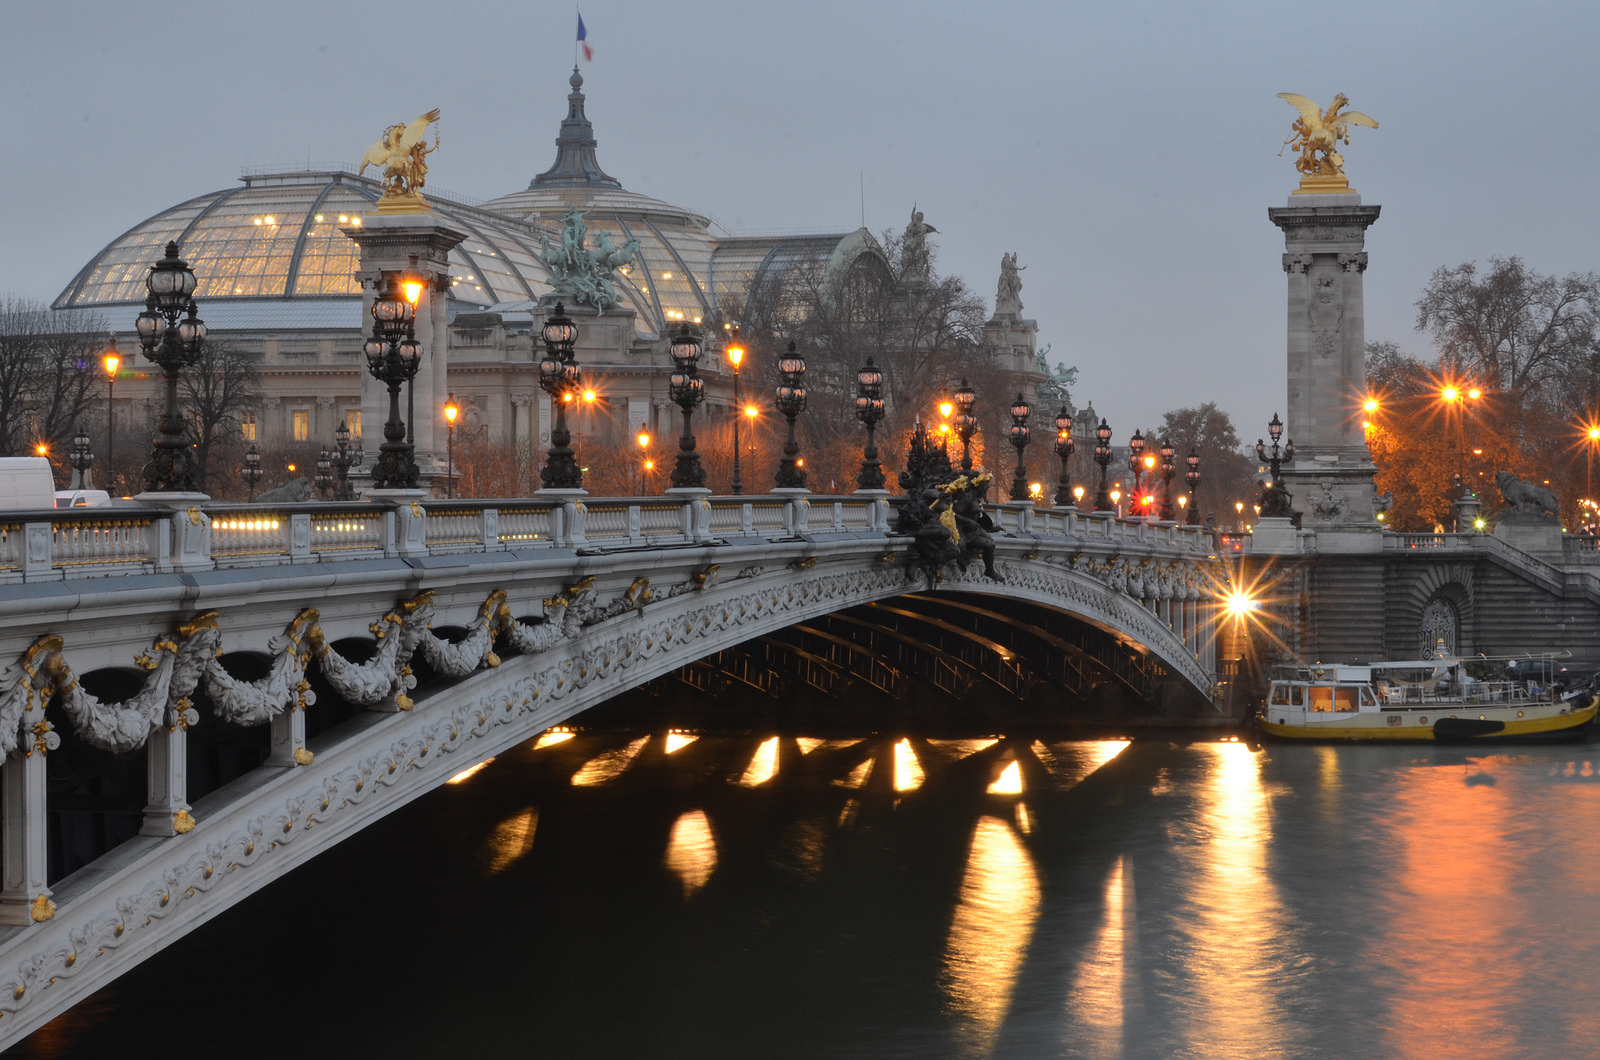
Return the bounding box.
[0,493,1218,584]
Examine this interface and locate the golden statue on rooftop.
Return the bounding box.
[1278,93,1378,194]
[360,109,441,212]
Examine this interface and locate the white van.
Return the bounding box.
[0,458,57,511]
[55,489,111,509]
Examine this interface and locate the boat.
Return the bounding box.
[1256,656,1599,743]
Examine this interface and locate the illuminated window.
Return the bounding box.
[345,410,361,439]
[292,410,309,442]
[241,411,256,443]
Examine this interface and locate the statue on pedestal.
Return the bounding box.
[995,252,1025,316]
[360,109,441,211]
[539,208,640,313]
[1277,92,1379,183]
[901,205,937,282]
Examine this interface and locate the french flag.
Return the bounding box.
[577,14,593,61]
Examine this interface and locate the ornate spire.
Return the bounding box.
[530,67,622,189]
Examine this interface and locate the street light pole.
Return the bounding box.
[1007,392,1032,501]
[954,379,976,472]
[854,357,885,490]
[726,326,745,495]
[1159,437,1177,521]
[1184,449,1202,525]
[242,444,263,502]
[1255,412,1295,518]
[363,273,423,490]
[68,428,94,491]
[443,394,459,498]
[134,242,207,493]
[773,342,808,489]
[536,303,583,490]
[101,337,120,492]
[1093,419,1113,511]
[1053,406,1074,506]
[668,323,707,489]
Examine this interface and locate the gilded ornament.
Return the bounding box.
[1278,92,1379,193]
[359,109,441,213]
[293,748,314,766]
[27,894,55,923]
[173,810,195,834]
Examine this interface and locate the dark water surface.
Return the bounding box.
[16,733,1600,1059]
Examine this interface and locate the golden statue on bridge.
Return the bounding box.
[360,108,441,212]
[1278,92,1378,193]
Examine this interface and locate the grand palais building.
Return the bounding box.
[50,69,1039,491]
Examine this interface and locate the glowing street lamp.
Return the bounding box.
[1184,449,1202,525]
[726,325,746,494]
[854,356,886,490]
[536,303,582,490]
[443,394,460,498]
[102,337,121,489]
[135,241,207,493]
[1053,406,1075,506]
[668,323,707,489]
[1255,412,1295,518]
[1007,393,1032,501]
[953,379,977,472]
[364,272,423,489]
[1158,437,1177,521]
[773,341,808,489]
[1093,418,1114,511]
[1588,423,1600,503]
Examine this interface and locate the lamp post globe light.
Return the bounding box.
[241,443,264,502]
[332,419,359,501]
[773,341,808,490]
[726,325,745,495]
[135,241,207,494]
[1184,449,1202,525]
[1007,392,1032,501]
[1126,429,1146,513]
[667,323,707,490]
[1255,412,1295,518]
[314,448,334,498]
[1093,418,1114,511]
[536,303,583,491]
[854,356,886,491]
[1053,406,1075,506]
[954,378,977,472]
[68,428,94,490]
[363,272,424,490]
[1158,437,1177,521]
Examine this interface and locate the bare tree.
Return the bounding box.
[0,297,104,459]
[181,337,260,494]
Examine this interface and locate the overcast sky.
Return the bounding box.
[4,0,1596,437]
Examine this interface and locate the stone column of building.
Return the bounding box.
[1268,194,1381,533]
[341,215,466,490]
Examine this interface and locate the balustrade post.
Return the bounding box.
[141,701,196,836]
[563,500,587,547]
[481,508,500,550]
[289,513,312,562]
[741,502,755,537]
[168,507,214,572]
[22,522,51,581]
[0,722,55,926]
[787,496,810,537]
[267,705,308,768]
[692,497,714,543]
[391,501,427,557]
[628,504,643,545]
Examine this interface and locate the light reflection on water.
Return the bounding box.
[27,739,1600,1059]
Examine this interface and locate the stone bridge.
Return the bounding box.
[0,491,1221,1040]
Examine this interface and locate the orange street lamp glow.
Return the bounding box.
[1467,387,1482,401]
[582,389,597,403]
[637,430,650,448]
[103,350,121,377]
[1363,397,1379,413]
[1143,455,1156,470]
[1588,426,1600,442]
[1441,385,1460,403]
[744,404,758,419]
[938,398,954,419]
[287,463,297,472]
[34,443,47,457]
[443,398,459,425]
[402,280,423,305]
[726,343,744,368]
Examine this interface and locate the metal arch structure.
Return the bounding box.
[0,494,1218,1040]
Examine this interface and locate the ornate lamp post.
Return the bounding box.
[1093,418,1114,511]
[331,419,359,501]
[668,323,707,489]
[443,394,459,498]
[1007,392,1032,501]
[1184,449,1202,525]
[135,241,207,493]
[726,326,745,495]
[854,357,886,490]
[68,428,94,490]
[363,273,423,490]
[241,443,264,502]
[774,341,808,489]
[314,449,333,498]
[536,303,583,490]
[101,337,120,489]
[1053,406,1075,506]
[1159,437,1177,521]
[1126,429,1146,513]
[1255,412,1295,517]
[954,378,977,472]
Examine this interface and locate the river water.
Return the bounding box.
[16,731,1600,1059]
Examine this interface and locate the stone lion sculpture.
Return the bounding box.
[1494,471,1558,517]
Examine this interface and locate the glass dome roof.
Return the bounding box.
[53,71,880,338]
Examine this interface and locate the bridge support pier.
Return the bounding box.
[0,749,51,925]
[141,715,193,837]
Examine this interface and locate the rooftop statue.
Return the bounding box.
[901,205,937,282]
[539,207,640,314]
[360,109,441,211]
[995,252,1025,316]
[1277,93,1379,187]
